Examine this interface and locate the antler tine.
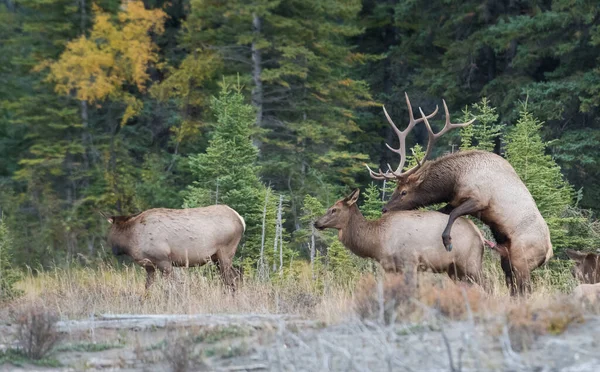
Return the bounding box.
[418,99,476,168]
[368,93,440,181]
[365,164,387,180]
[382,95,439,177]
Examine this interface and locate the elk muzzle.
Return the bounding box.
[313,221,326,231]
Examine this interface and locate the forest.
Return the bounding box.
[1,0,600,280]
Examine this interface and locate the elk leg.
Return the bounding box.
[215,253,236,292]
[501,256,518,296]
[436,204,454,214]
[157,261,173,284]
[441,198,481,252]
[145,266,157,289]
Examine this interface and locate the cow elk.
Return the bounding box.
[566,249,600,284]
[313,189,484,288]
[366,93,553,295]
[103,205,245,290]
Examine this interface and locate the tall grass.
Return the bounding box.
[4,252,580,324]
[10,261,356,322]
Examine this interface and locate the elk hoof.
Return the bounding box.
[442,236,453,251]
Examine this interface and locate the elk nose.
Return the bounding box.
[382,207,388,214]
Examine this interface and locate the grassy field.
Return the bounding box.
[1,252,597,371]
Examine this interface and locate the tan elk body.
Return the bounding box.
[105,205,245,289]
[314,189,484,285]
[366,94,552,295]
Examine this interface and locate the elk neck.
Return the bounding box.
[413,158,459,205]
[108,224,136,257]
[338,205,382,259]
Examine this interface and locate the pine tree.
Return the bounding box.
[460,98,503,152]
[362,183,383,221]
[505,101,573,218]
[182,0,375,227]
[183,83,275,262]
[504,100,577,252]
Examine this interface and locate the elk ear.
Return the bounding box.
[97,211,114,224]
[566,249,588,262]
[407,173,424,187]
[344,188,360,206]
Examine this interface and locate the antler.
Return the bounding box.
[366,94,476,180]
[418,99,476,165]
[365,93,438,180]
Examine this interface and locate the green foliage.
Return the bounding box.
[326,240,359,280]
[460,98,503,152]
[504,100,583,252]
[2,0,600,275]
[184,0,375,225]
[297,195,328,257]
[505,101,574,218]
[362,183,384,221]
[183,84,281,264]
[0,217,21,300]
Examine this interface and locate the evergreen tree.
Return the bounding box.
[460,98,503,152]
[504,100,577,252]
[361,183,384,221]
[182,0,375,226]
[183,84,276,262]
[505,101,573,218]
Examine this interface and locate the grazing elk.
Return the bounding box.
[103,205,245,290]
[566,249,600,284]
[313,189,484,287]
[365,94,553,295]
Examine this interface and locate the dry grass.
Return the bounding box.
[1,253,590,332]
[8,262,355,322]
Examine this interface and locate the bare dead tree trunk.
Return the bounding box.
[258,189,269,280]
[278,196,284,276]
[272,195,283,275]
[251,13,263,150]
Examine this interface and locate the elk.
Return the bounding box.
[313,189,484,287]
[103,205,245,290]
[566,249,600,284]
[365,93,553,295]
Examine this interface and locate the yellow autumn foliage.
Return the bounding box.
[45,1,166,125]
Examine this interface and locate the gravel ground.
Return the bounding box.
[1,313,600,371]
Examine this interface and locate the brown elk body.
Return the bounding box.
[566,249,600,284]
[366,94,552,295]
[105,205,245,290]
[314,189,484,286]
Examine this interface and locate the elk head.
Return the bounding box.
[566,249,600,284]
[365,93,475,212]
[314,189,360,230]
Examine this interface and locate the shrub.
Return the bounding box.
[353,273,414,324]
[12,303,61,360]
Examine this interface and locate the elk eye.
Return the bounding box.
[401,190,407,196]
[331,209,338,214]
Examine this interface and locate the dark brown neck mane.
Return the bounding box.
[413,152,465,206]
[338,205,382,259]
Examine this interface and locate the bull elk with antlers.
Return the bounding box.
[366,94,553,295]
